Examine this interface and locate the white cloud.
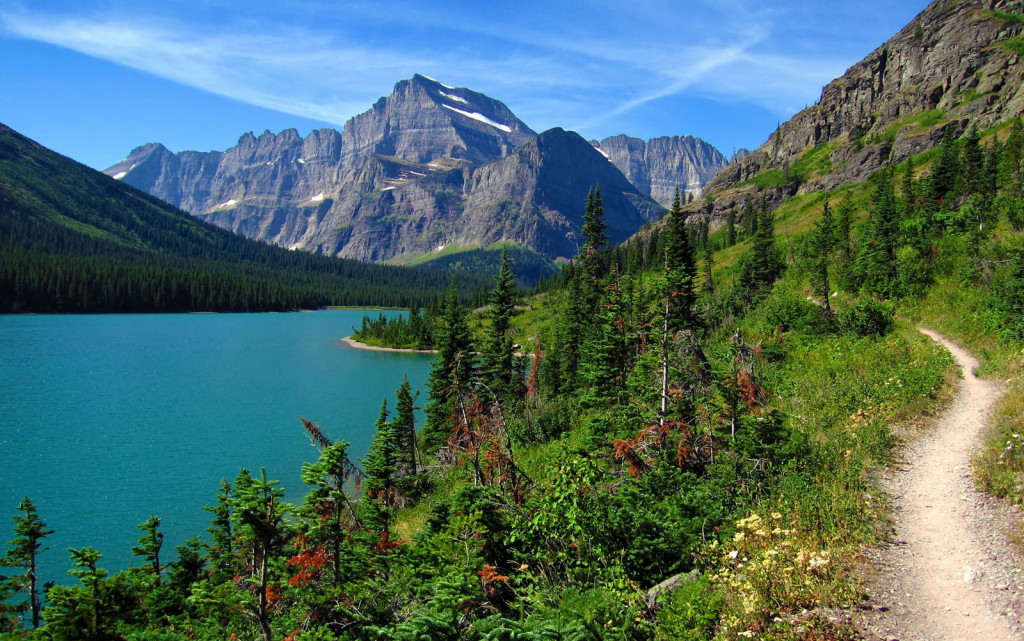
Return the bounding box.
[0,3,857,138]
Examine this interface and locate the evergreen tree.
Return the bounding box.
[234,468,290,641]
[363,400,398,534]
[581,186,609,265]
[962,124,985,195]
[44,547,109,639]
[741,198,756,238]
[743,204,783,291]
[297,440,359,590]
[1004,117,1024,197]
[656,187,699,425]
[859,168,901,298]
[480,250,521,402]
[422,278,477,453]
[393,376,419,475]
[726,208,737,246]
[813,196,835,313]
[703,250,714,295]
[131,515,164,584]
[664,186,698,333]
[579,272,629,405]
[928,126,962,204]
[0,497,53,629]
[203,480,234,584]
[984,138,1002,202]
[902,156,918,219]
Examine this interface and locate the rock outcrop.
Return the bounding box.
[106,75,672,263]
[591,135,729,207]
[693,0,1024,225]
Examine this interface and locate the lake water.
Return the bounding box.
[0,311,433,583]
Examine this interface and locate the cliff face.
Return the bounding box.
[106,75,668,262]
[592,135,729,207]
[696,0,1024,223]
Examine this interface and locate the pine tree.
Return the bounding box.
[748,205,782,289]
[813,196,835,313]
[393,376,419,475]
[131,515,164,584]
[726,208,737,246]
[297,440,359,589]
[579,272,628,405]
[901,156,917,219]
[962,124,985,195]
[741,198,756,238]
[363,400,398,534]
[234,468,290,641]
[928,126,961,204]
[859,168,901,298]
[664,186,697,333]
[0,498,53,629]
[1004,117,1024,197]
[703,250,714,295]
[581,186,609,267]
[657,187,699,425]
[480,250,520,402]
[422,278,477,453]
[203,480,234,584]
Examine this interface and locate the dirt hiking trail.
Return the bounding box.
[860,328,1024,640]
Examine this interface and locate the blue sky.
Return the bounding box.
[0,0,930,170]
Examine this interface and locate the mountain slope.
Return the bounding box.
[106,75,668,264]
[0,122,487,312]
[592,134,729,206]
[693,0,1024,222]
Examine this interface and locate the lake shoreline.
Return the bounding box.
[339,336,438,354]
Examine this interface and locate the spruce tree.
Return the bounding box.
[393,376,419,475]
[1004,117,1024,197]
[664,186,698,333]
[859,168,901,297]
[579,272,628,405]
[741,198,756,238]
[0,498,53,629]
[928,126,961,204]
[422,278,477,453]
[962,124,985,195]
[813,196,835,313]
[298,440,357,588]
[902,157,917,219]
[726,208,737,246]
[233,468,290,641]
[480,250,520,402]
[363,400,398,534]
[131,515,164,584]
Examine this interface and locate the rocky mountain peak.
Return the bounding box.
[593,134,729,207]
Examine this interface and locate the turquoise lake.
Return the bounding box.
[0,311,433,583]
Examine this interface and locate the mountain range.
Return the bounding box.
[105,75,728,266]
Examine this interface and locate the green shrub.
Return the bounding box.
[839,299,894,336]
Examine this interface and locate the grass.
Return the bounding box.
[995,37,1024,55]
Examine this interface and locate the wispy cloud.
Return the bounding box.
[0,3,849,137]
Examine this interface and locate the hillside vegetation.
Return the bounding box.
[0,124,488,313]
[3,117,1022,640]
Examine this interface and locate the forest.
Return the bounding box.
[2,118,1023,640]
[0,124,488,312]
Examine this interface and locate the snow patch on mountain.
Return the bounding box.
[441,105,512,133]
[310,192,325,202]
[440,91,469,105]
[214,199,238,209]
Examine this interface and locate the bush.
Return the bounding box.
[839,299,894,337]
